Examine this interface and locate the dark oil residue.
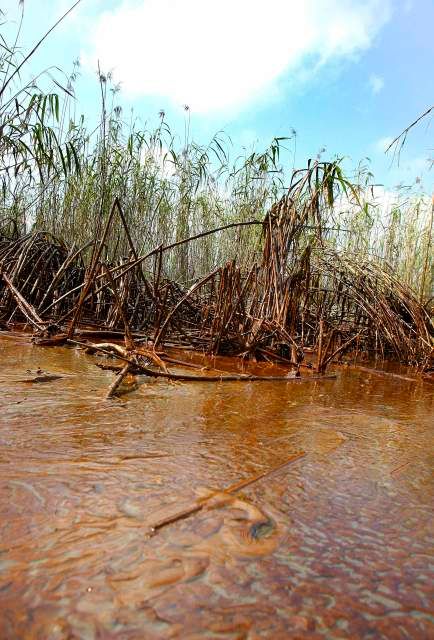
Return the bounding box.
[0,334,433,638]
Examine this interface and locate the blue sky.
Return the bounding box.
[2,0,433,189]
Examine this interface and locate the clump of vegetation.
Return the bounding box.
[0,4,432,371]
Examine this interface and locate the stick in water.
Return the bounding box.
[150,451,306,534]
[106,363,131,399]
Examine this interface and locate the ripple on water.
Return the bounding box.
[0,336,433,638]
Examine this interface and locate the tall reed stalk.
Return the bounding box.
[0,6,432,303]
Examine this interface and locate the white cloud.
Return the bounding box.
[369,185,397,210]
[81,0,391,114]
[369,74,385,94]
[375,136,394,153]
[397,156,430,179]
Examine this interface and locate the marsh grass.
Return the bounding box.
[0,4,432,367]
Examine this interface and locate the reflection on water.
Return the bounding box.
[0,334,433,638]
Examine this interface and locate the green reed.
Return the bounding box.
[0,7,432,302]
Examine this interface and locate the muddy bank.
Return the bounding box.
[0,334,433,638]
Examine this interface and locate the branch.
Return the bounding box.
[386,105,434,154]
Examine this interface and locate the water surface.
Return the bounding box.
[0,334,433,638]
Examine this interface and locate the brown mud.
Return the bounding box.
[0,334,433,639]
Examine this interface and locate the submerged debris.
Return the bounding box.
[18,374,63,384]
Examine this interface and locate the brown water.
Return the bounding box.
[0,333,433,639]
